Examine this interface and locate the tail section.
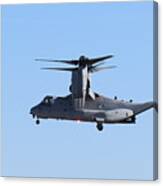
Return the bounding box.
[132,101,158,115]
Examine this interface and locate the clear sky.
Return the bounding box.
[1,1,156,180]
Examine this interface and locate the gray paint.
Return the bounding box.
[31,55,157,131]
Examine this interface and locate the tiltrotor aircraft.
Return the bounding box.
[30,55,157,131]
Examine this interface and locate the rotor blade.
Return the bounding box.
[91,62,105,68]
[88,55,114,65]
[35,58,79,65]
[88,62,105,71]
[41,67,78,71]
[90,65,117,73]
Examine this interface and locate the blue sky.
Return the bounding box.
[1,1,156,180]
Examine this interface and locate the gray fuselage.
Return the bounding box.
[30,94,155,124]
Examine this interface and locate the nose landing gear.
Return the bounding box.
[36,119,40,125]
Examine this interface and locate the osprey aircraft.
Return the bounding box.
[30,55,157,131]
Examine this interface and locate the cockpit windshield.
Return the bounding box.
[42,96,54,105]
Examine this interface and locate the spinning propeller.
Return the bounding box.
[35,55,116,72]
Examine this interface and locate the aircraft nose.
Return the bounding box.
[30,106,39,116]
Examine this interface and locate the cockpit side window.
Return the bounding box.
[42,96,54,105]
[44,98,49,104]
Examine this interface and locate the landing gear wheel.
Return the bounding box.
[36,119,40,125]
[96,123,103,131]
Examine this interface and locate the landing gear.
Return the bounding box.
[36,119,40,125]
[132,116,136,123]
[96,123,103,131]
